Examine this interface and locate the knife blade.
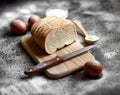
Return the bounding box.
[24,44,96,75]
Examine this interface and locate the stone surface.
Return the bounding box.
[0,0,120,95]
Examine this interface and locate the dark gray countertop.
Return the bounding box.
[0,0,120,95]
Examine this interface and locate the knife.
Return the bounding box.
[24,45,96,75]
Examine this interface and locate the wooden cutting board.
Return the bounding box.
[21,34,95,78]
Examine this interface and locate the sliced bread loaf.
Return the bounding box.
[31,16,78,54]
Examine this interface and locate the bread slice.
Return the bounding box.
[31,16,78,54]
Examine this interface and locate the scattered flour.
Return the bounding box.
[104,51,116,59]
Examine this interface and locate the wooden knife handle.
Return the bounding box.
[24,56,64,75]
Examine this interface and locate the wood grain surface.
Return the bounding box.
[21,34,95,78]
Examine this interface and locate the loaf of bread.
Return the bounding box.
[31,16,78,54]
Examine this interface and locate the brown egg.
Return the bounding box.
[10,20,27,35]
[84,60,103,76]
[28,15,40,28]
